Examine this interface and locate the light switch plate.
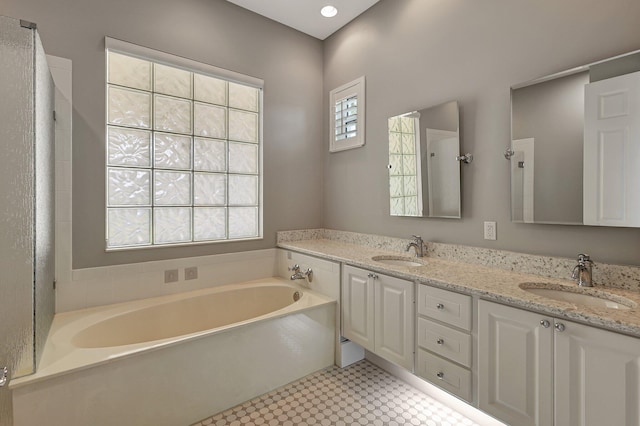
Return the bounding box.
[484,221,497,240]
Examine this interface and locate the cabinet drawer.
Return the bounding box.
[416,349,471,402]
[417,285,471,331]
[417,318,471,367]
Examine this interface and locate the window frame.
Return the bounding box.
[104,37,264,251]
[329,76,365,152]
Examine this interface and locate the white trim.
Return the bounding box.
[105,37,263,88]
[366,351,508,426]
[329,76,365,152]
[104,235,263,252]
[48,54,73,289]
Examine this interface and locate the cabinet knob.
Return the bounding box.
[555,323,566,332]
[436,338,444,345]
[436,371,444,380]
[436,303,445,310]
[367,273,378,279]
[540,320,550,328]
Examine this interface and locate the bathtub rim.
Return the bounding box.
[10,277,334,389]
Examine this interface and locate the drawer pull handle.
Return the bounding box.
[436,338,444,345]
[436,303,445,310]
[436,371,444,380]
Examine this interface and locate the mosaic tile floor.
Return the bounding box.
[193,360,480,426]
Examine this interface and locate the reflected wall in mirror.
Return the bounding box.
[510,49,640,227]
[388,101,461,218]
[511,71,588,224]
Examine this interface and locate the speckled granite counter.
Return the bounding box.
[277,236,640,338]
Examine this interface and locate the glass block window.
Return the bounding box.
[388,115,421,216]
[106,44,262,249]
[329,76,365,152]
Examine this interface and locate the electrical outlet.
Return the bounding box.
[484,221,497,240]
[164,269,179,283]
[185,266,198,280]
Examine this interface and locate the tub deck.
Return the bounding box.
[11,277,335,389]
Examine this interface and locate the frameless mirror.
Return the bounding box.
[388,101,461,218]
[510,49,640,227]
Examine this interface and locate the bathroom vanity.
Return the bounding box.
[277,229,640,426]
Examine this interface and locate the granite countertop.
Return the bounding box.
[278,238,640,338]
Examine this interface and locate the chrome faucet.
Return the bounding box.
[405,235,424,258]
[288,264,313,282]
[571,253,594,287]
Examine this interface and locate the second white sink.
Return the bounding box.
[520,283,636,310]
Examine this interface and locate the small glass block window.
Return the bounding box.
[106,47,262,249]
[388,114,420,216]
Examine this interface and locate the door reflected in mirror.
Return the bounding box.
[388,101,461,218]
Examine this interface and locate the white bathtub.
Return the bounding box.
[11,277,336,426]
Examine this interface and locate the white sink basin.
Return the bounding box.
[371,255,426,267]
[519,283,635,310]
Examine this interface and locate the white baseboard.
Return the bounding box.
[365,351,506,426]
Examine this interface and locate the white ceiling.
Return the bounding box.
[226,0,380,40]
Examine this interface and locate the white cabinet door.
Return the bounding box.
[341,265,374,351]
[554,319,640,426]
[478,300,553,426]
[584,70,640,226]
[341,265,414,369]
[375,274,414,370]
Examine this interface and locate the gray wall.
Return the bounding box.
[0,0,324,268]
[2,0,639,268]
[590,51,640,82]
[323,0,640,265]
[419,101,459,132]
[512,71,588,224]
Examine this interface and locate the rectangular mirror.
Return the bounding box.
[388,101,461,218]
[510,49,640,227]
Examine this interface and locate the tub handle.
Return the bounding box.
[289,265,313,283]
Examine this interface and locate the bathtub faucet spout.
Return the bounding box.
[288,264,313,283]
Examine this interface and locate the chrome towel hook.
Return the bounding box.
[456,153,473,164]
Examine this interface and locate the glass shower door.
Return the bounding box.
[0,15,55,426]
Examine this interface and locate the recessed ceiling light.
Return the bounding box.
[321,5,338,18]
